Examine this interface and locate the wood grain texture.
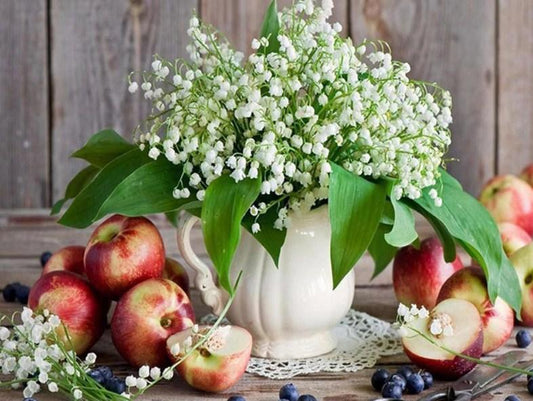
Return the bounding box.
[498,0,533,175]
[0,0,49,208]
[50,0,197,202]
[200,0,349,54]
[349,0,496,196]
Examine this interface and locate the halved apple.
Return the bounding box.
[402,298,483,379]
[166,325,252,392]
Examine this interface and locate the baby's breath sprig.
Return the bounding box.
[394,303,533,378]
[129,0,452,233]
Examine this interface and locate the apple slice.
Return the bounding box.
[402,298,483,379]
[437,266,514,354]
[166,325,252,392]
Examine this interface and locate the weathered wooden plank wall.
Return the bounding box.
[1,0,533,208]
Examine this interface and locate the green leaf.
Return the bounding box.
[408,170,522,314]
[96,157,194,219]
[259,0,280,55]
[58,149,151,228]
[242,206,287,267]
[329,163,386,288]
[368,224,398,278]
[201,176,261,294]
[51,165,100,215]
[380,200,395,225]
[384,196,418,247]
[71,129,135,168]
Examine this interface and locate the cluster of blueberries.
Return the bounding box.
[371,366,433,399]
[227,383,317,401]
[87,366,127,394]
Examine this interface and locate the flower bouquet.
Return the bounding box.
[53,0,521,315]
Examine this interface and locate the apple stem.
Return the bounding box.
[407,326,533,377]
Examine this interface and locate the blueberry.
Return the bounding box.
[516,330,532,348]
[16,285,30,304]
[396,366,414,380]
[371,368,390,391]
[227,396,246,401]
[528,379,533,395]
[279,383,299,401]
[381,382,402,399]
[406,373,424,394]
[2,283,19,302]
[297,396,317,401]
[388,373,406,391]
[23,398,39,401]
[96,366,113,381]
[420,371,434,389]
[105,376,126,394]
[87,369,106,385]
[504,395,520,401]
[40,251,52,267]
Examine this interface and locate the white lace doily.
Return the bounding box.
[202,309,402,379]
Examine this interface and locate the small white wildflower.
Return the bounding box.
[125,375,138,387]
[251,38,261,49]
[136,378,148,390]
[443,324,454,337]
[73,388,83,400]
[85,352,97,365]
[418,306,429,319]
[397,303,409,317]
[0,327,9,341]
[150,366,161,380]
[48,382,59,392]
[128,82,138,93]
[429,319,443,336]
[162,367,174,380]
[252,223,261,233]
[138,365,150,379]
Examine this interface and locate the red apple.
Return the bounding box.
[510,242,533,326]
[166,325,252,392]
[520,163,533,187]
[498,222,531,257]
[111,278,195,368]
[393,237,463,309]
[84,214,165,299]
[479,174,533,235]
[402,298,483,379]
[42,245,85,276]
[162,257,190,295]
[436,266,514,353]
[28,271,107,355]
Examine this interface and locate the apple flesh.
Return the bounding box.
[111,278,195,368]
[402,298,483,379]
[436,266,514,353]
[42,245,85,276]
[167,325,252,392]
[84,214,166,299]
[479,174,533,235]
[162,257,190,295]
[510,242,533,326]
[393,237,463,309]
[520,163,533,187]
[498,222,531,256]
[28,271,107,355]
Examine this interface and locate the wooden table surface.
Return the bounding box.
[0,210,532,400]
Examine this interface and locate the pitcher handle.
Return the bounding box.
[177,213,228,316]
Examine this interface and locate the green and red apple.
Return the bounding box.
[402,298,483,379]
[28,271,107,355]
[479,174,533,236]
[167,324,252,392]
[111,278,195,368]
[162,257,190,295]
[520,163,533,187]
[393,237,463,309]
[510,242,533,326]
[498,222,531,257]
[436,266,513,353]
[84,214,166,299]
[42,245,85,276]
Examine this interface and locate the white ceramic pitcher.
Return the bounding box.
[177,205,355,359]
